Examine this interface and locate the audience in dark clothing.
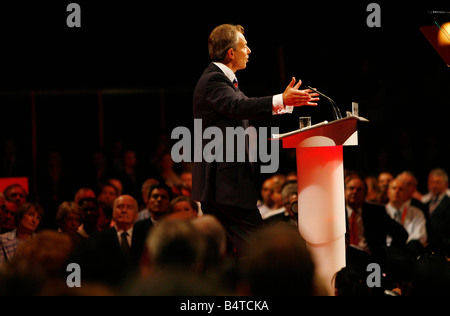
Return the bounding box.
[0,143,450,296]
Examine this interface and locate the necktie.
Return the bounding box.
[121,231,131,257]
[429,195,439,215]
[232,78,239,90]
[395,209,402,223]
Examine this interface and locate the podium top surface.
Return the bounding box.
[273,116,368,149]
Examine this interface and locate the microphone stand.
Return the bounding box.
[306,86,343,120]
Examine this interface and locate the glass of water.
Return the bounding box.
[299,117,311,130]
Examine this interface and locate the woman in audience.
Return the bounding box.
[0,202,44,264]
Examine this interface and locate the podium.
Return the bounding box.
[274,116,368,295]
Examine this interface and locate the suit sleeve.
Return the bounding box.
[385,212,408,247]
[203,74,273,120]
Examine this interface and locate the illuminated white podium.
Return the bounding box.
[274,116,368,295]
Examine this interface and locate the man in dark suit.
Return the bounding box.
[192,24,319,255]
[73,195,151,287]
[344,175,408,269]
[424,168,450,256]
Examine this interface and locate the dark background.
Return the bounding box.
[0,0,449,201]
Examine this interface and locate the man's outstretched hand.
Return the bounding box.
[282,77,319,107]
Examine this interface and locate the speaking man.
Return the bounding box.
[192,24,318,255]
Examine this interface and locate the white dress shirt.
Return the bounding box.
[385,202,427,246]
[213,62,293,115]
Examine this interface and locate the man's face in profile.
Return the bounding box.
[233,32,251,71]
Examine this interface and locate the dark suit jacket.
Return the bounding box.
[426,195,450,253]
[192,63,274,210]
[73,219,152,287]
[346,202,408,258]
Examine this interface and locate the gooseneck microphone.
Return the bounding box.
[305,86,343,120]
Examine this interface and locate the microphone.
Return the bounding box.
[305,86,343,120]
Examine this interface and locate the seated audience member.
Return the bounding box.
[262,181,286,223]
[73,195,150,288]
[385,178,427,246]
[422,168,450,203]
[168,196,199,220]
[97,203,114,231]
[344,175,408,269]
[138,183,173,225]
[179,171,193,197]
[281,180,298,225]
[136,178,160,221]
[108,178,124,196]
[77,198,100,238]
[397,171,427,218]
[364,176,378,202]
[191,215,239,293]
[0,230,76,296]
[257,177,275,218]
[97,183,119,208]
[0,203,44,264]
[74,187,96,205]
[372,171,394,205]
[142,219,206,275]
[128,220,219,295]
[56,201,83,243]
[3,184,27,208]
[285,171,298,182]
[239,223,316,296]
[410,255,450,296]
[0,193,16,234]
[333,266,371,296]
[15,230,74,279]
[421,168,450,256]
[192,215,227,264]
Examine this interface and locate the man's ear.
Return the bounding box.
[224,47,234,61]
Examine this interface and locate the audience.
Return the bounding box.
[385,178,427,246]
[421,168,450,256]
[344,174,408,270]
[3,184,27,208]
[368,171,393,205]
[76,197,100,238]
[168,196,199,220]
[72,195,150,288]
[55,201,83,244]
[333,266,371,296]
[239,223,317,296]
[0,202,44,264]
[257,177,275,218]
[281,180,298,225]
[1,143,450,296]
[137,183,173,223]
[398,171,427,217]
[262,180,286,223]
[0,192,16,234]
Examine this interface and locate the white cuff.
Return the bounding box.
[272,94,294,115]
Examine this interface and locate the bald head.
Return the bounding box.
[113,195,138,231]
